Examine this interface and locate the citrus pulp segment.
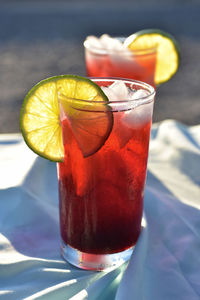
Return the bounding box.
[124,29,180,85]
[20,75,113,161]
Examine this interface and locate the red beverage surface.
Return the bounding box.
[58,110,152,254]
[85,50,156,86]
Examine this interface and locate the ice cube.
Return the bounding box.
[99,34,124,51]
[109,81,129,100]
[120,88,154,127]
[101,86,117,101]
[100,35,132,66]
[129,89,149,100]
[101,83,153,119]
[122,101,154,128]
[85,35,104,49]
[101,81,130,111]
[101,81,129,103]
[85,34,132,62]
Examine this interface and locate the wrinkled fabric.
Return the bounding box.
[0,120,200,300]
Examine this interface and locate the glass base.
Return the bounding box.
[61,240,134,271]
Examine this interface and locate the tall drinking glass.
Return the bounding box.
[57,78,155,270]
[84,37,157,86]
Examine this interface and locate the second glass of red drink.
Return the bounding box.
[84,35,157,86]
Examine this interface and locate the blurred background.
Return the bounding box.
[0,0,200,133]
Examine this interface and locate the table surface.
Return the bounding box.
[0,120,200,299]
[0,0,200,133]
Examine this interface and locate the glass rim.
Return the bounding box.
[58,77,156,106]
[83,37,157,56]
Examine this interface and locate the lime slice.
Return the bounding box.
[20,75,113,162]
[124,29,180,85]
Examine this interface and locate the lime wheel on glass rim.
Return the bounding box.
[124,29,180,85]
[20,75,113,162]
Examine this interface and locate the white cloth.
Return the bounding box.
[0,120,200,300]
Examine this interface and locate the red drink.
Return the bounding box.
[84,37,157,86]
[57,78,155,270]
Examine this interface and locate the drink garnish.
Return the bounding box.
[20,75,113,161]
[124,29,180,85]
